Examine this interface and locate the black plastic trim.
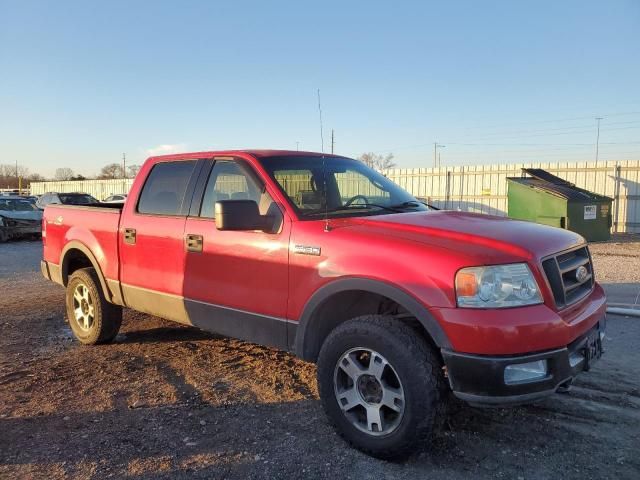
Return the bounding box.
[185,298,290,350]
[188,159,214,217]
[442,318,606,406]
[59,241,113,300]
[293,277,451,360]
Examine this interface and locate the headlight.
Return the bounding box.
[455,263,542,308]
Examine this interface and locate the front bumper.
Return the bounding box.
[442,318,606,406]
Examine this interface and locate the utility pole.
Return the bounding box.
[433,143,445,168]
[122,153,127,194]
[595,117,603,162]
[331,129,335,154]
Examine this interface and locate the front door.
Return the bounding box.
[183,158,291,348]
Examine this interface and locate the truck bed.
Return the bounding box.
[42,204,123,284]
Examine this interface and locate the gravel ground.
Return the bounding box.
[589,235,640,306]
[590,235,640,285]
[1,237,639,479]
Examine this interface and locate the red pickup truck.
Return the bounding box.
[42,150,606,458]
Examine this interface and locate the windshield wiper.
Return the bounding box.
[387,201,424,209]
[306,204,407,216]
[391,200,440,210]
[301,204,398,217]
[300,201,429,217]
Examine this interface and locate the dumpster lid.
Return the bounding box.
[520,168,574,186]
[507,168,612,201]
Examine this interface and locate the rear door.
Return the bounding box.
[119,159,202,323]
[182,157,291,348]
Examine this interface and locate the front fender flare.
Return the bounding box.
[294,277,451,361]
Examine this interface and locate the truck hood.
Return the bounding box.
[343,210,584,262]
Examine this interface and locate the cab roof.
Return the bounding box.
[148,149,342,161]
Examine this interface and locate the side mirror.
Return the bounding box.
[215,200,264,231]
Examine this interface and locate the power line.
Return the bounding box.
[449,119,640,140]
[372,132,640,155]
[446,124,640,143]
[450,108,640,132]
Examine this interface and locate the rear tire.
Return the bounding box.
[317,315,447,460]
[65,267,122,345]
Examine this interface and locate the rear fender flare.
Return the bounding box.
[60,241,111,300]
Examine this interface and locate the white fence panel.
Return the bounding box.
[383,160,640,233]
[30,179,134,200]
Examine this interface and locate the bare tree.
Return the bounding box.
[55,167,75,181]
[358,152,396,170]
[0,164,30,188]
[27,173,46,183]
[127,164,142,178]
[98,163,124,179]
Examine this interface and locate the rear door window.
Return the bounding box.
[137,161,197,215]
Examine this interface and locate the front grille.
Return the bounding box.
[542,246,594,308]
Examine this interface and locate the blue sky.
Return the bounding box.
[1,0,639,177]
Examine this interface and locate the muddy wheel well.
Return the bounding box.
[61,248,94,286]
[301,289,439,363]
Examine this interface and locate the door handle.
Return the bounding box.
[123,228,136,245]
[185,234,203,252]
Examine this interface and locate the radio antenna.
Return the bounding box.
[317,89,324,153]
[317,89,331,232]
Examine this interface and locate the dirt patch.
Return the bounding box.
[1,240,639,479]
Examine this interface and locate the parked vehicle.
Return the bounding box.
[102,194,128,204]
[36,192,99,210]
[41,150,606,458]
[0,196,42,241]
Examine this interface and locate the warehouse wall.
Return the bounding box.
[30,160,640,233]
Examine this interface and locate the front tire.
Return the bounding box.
[317,315,446,459]
[65,267,122,345]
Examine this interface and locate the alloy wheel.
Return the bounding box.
[333,347,405,436]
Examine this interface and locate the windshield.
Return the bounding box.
[261,155,428,218]
[59,194,98,205]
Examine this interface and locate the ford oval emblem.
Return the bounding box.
[575,265,589,283]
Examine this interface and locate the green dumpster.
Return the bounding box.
[507,168,612,242]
